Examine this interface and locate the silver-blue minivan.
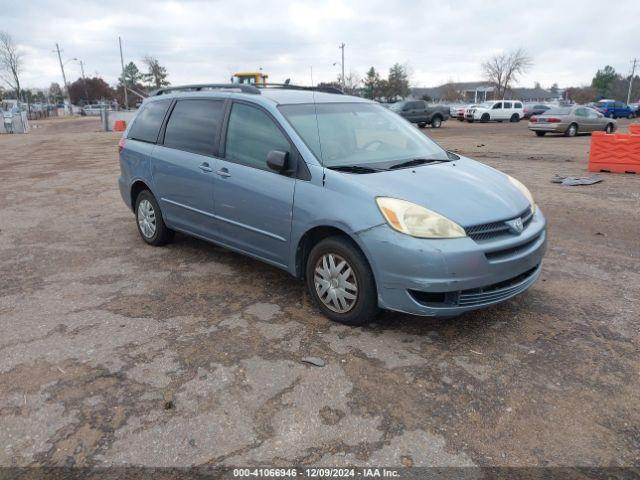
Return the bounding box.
[118,84,546,325]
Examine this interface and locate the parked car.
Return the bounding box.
[465,100,524,123]
[594,100,634,119]
[119,84,546,325]
[628,102,639,116]
[449,104,466,121]
[390,100,450,128]
[523,104,550,119]
[527,106,616,137]
[82,104,112,116]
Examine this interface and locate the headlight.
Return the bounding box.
[376,197,466,238]
[507,175,536,213]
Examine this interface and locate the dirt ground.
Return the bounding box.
[0,116,638,469]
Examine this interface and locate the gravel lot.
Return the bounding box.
[0,116,638,469]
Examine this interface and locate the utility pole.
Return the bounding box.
[79,60,89,103]
[55,43,72,113]
[119,36,128,110]
[627,58,637,105]
[339,43,345,89]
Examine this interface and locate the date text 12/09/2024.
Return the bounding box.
[233,468,401,478]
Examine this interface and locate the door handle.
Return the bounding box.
[199,162,213,173]
[216,168,231,178]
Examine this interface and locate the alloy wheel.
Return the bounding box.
[137,199,157,239]
[314,253,358,313]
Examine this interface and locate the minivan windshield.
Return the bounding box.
[278,102,448,168]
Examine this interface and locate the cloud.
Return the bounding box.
[1,0,638,89]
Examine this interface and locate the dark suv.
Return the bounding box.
[390,100,449,128]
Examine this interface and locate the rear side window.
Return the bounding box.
[128,100,171,143]
[163,99,225,156]
[503,102,512,108]
[514,102,522,108]
[224,103,290,171]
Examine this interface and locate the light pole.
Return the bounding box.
[339,43,345,90]
[627,58,637,105]
[73,59,90,103]
[54,43,77,113]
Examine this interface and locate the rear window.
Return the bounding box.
[128,100,171,143]
[163,99,225,156]
[545,107,572,115]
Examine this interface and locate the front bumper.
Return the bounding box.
[357,208,547,316]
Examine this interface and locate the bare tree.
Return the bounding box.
[0,31,23,102]
[339,70,361,95]
[441,81,462,102]
[481,48,532,99]
[142,55,170,90]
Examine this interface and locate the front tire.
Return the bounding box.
[135,190,174,246]
[431,116,442,128]
[605,123,614,134]
[306,236,379,325]
[535,131,546,137]
[481,113,490,123]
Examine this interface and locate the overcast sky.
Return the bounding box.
[2,0,639,90]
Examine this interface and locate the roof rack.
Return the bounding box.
[151,83,345,97]
[258,83,344,95]
[152,84,261,96]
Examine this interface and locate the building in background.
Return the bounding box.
[410,82,562,103]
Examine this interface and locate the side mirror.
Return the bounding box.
[266,150,289,172]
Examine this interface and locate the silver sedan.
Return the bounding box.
[527,106,616,137]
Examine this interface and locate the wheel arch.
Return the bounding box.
[293,224,374,281]
[130,179,154,212]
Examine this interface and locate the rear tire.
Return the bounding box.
[565,123,578,137]
[306,236,379,326]
[431,116,442,128]
[535,131,546,137]
[417,122,427,128]
[135,190,174,246]
[510,113,520,122]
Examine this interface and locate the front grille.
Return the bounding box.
[485,233,542,261]
[457,265,540,307]
[465,207,533,242]
[409,265,541,308]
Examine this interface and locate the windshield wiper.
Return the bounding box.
[327,165,383,174]
[388,158,449,170]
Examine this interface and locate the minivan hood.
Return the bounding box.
[327,157,530,227]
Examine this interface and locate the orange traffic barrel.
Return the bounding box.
[114,120,126,132]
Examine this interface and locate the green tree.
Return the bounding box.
[142,55,170,89]
[387,63,410,101]
[363,67,381,100]
[591,65,617,97]
[119,62,143,87]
